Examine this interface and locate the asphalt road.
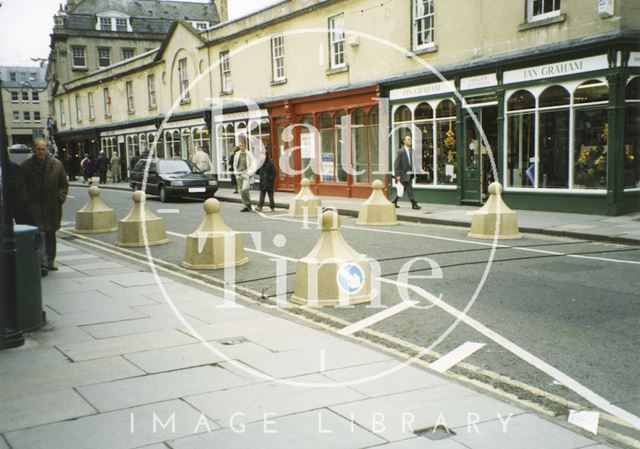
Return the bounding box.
[61,186,640,446]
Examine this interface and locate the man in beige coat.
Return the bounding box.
[110,152,121,183]
[20,138,69,273]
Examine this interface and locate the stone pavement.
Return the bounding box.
[0,240,616,449]
[69,180,640,246]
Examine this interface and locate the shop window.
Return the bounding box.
[507,90,535,188]
[436,99,455,118]
[539,85,570,188]
[624,77,640,189]
[413,0,435,50]
[394,105,412,123]
[435,100,457,186]
[415,102,433,120]
[573,80,608,189]
[319,112,339,182]
[164,130,181,159]
[414,104,434,185]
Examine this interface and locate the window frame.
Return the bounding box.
[33,111,42,123]
[23,111,31,123]
[527,0,561,22]
[328,14,346,69]
[147,74,157,109]
[97,46,111,68]
[75,94,83,123]
[32,91,39,103]
[220,51,232,93]
[59,99,66,125]
[103,87,111,117]
[12,111,20,123]
[271,35,286,82]
[177,57,191,103]
[121,47,134,60]
[412,0,435,50]
[71,45,87,69]
[126,80,135,113]
[10,92,19,103]
[88,92,95,120]
[21,91,29,103]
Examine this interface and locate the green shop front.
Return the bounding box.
[385,49,640,215]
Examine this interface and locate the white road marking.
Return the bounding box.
[338,300,418,336]
[157,209,181,214]
[568,254,640,265]
[568,410,600,435]
[67,195,76,199]
[376,277,640,431]
[427,341,486,373]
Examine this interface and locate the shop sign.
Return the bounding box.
[504,55,608,84]
[628,52,640,67]
[389,80,454,101]
[321,153,335,182]
[213,109,268,123]
[301,133,316,159]
[461,73,498,90]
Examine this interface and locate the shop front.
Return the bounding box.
[267,85,384,198]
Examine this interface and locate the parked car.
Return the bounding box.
[129,158,218,202]
[8,144,32,165]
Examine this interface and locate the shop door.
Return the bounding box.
[273,119,298,191]
[461,105,498,204]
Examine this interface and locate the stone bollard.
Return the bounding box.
[291,210,371,307]
[75,186,118,233]
[182,198,249,269]
[116,191,170,247]
[357,180,398,226]
[468,182,521,239]
[288,178,322,218]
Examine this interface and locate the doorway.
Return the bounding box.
[273,118,299,191]
[461,104,498,204]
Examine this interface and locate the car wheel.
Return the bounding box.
[159,185,169,203]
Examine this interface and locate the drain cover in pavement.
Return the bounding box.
[216,337,248,345]
[415,426,456,440]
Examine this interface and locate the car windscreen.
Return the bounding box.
[158,160,200,174]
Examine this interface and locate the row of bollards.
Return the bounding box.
[75,180,520,307]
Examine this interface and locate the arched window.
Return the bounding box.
[539,85,570,108]
[319,112,332,129]
[435,99,455,118]
[415,102,433,120]
[624,77,640,188]
[626,77,640,100]
[507,90,535,111]
[394,105,411,122]
[368,108,379,125]
[574,80,608,104]
[351,108,365,125]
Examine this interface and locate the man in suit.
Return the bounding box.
[391,134,421,210]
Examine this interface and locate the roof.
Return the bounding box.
[68,0,220,22]
[0,65,48,88]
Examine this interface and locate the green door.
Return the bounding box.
[461,105,498,204]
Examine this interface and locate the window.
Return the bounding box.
[75,95,82,122]
[32,91,39,103]
[97,15,131,32]
[9,72,16,81]
[220,51,232,93]
[99,17,111,30]
[122,48,134,60]
[329,14,345,69]
[10,92,18,103]
[413,0,435,49]
[271,35,285,82]
[19,72,26,82]
[23,111,31,123]
[97,47,111,67]
[191,21,209,30]
[22,92,29,103]
[624,77,640,189]
[506,90,536,188]
[178,57,190,102]
[34,111,41,123]
[115,18,127,32]
[12,111,19,123]
[527,0,561,21]
[29,72,36,81]
[103,87,111,117]
[126,81,135,112]
[71,46,86,68]
[147,74,156,108]
[59,99,66,125]
[88,92,95,120]
[539,86,570,188]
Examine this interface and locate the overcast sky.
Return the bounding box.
[0,0,280,66]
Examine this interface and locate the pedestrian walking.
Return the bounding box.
[191,146,212,173]
[255,151,276,212]
[232,144,257,212]
[81,153,94,183]
[19,138,69,275]
[96,151,109,184]
[390,134,421,210]
[110,152,121,183]
[229,147,239,193]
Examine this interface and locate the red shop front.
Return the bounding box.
[267,85,387,199]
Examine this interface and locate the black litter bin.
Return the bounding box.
[14,224,45,331]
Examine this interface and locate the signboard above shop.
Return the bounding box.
[389,80,455,101]
[504,55,609,84]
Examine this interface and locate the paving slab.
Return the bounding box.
[26,323,95,347]
[124,340,273,374]
[0,389,95,433]
[45,290,156,315]
[322,360,449,397]
[0,356,144,401]
[81,315,209,339]
[0,436,9,449]
[185,373,366,426]
[0,347,69,374]
[4,400,216,449]
[168,409,385,449]
[57,329,196,361]
[45,306,147,326]
[451,413,596,449]
[330,383,523,442]
[77,365,250,412]
[236,342,392,379]
[365,437,469,448]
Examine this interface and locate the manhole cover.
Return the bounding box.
[415,426,456,440]
[216,337,248,346]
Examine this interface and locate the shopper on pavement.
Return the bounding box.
[81,153,94,184]
[229,146,239,193]
[255,150,276,212]
[232,143,257,212]
[390,134,421,210]
[191,146,212,173]
[96,151,109,184]
[110,152,121,183]
[19,138,69,274]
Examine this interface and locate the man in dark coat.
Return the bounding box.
[390,134,421,210]
[96,151,109,184]
[20,138,69,272]
[255,151,276,212]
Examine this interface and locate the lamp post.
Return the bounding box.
[0,77,25,349]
